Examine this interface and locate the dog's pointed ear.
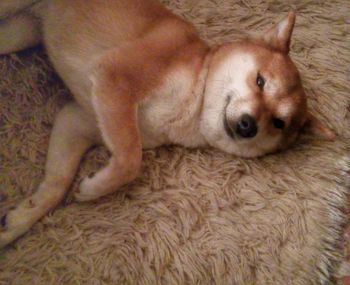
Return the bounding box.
[263,11,296,53]
[304,112,336,140]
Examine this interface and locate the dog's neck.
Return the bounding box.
[165,48,215,148]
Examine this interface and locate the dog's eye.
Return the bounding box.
[272,118,285,129]
[256,74,265,89]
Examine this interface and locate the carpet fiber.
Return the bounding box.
[0,0,349,284]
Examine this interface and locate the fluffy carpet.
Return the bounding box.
[0,0,349,284]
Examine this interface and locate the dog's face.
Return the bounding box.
[200,12,334,157]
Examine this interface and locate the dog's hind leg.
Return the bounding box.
[0,103,100,248]
[0,14,41,55]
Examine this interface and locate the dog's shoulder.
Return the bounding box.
[91,17,210,147]
[92,15,209,101]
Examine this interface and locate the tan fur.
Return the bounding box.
[0,0,335,247]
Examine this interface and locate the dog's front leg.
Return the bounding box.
[75,36,175,201]
[75,73,142,202]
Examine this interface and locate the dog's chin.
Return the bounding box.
[200,118,271,158]
[224,143,268,158]
[211,122,282,158]
[205,132,268,158]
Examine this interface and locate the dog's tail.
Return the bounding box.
[0,0,42,20]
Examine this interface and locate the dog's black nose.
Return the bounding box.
[236,114,258,138]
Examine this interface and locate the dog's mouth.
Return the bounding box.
[224,114,236,139]
[223,95,236,139]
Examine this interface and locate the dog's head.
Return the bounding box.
[200,12,334,157]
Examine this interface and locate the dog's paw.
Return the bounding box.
[0,209,28,248]
[75,177,102,202]
[0,199,41,248]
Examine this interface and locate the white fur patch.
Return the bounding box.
[277,18,288,38]
[204,51,258,122]
[275,97,294,121]
[224,53,257,101]
[138,68,197,148]
[264,79,281,98]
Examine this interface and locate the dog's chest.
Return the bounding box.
[138,68,202,149]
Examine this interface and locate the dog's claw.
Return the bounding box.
[0,214,7,228]
[87,172,95,178]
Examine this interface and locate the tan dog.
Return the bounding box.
[0,0,334,248]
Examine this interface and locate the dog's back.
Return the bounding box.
[0,0,195,58]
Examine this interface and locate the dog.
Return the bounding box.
[0,0,335,248]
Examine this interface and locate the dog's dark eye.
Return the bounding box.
[272,118,285,129]
[256,74,265,89]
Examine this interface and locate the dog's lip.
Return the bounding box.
[224,116,236,139]
[223,95,236,139]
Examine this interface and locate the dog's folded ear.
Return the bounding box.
[263,11,296,53]
[304,112,336,140]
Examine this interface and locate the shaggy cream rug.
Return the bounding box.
[0,0,349,284]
